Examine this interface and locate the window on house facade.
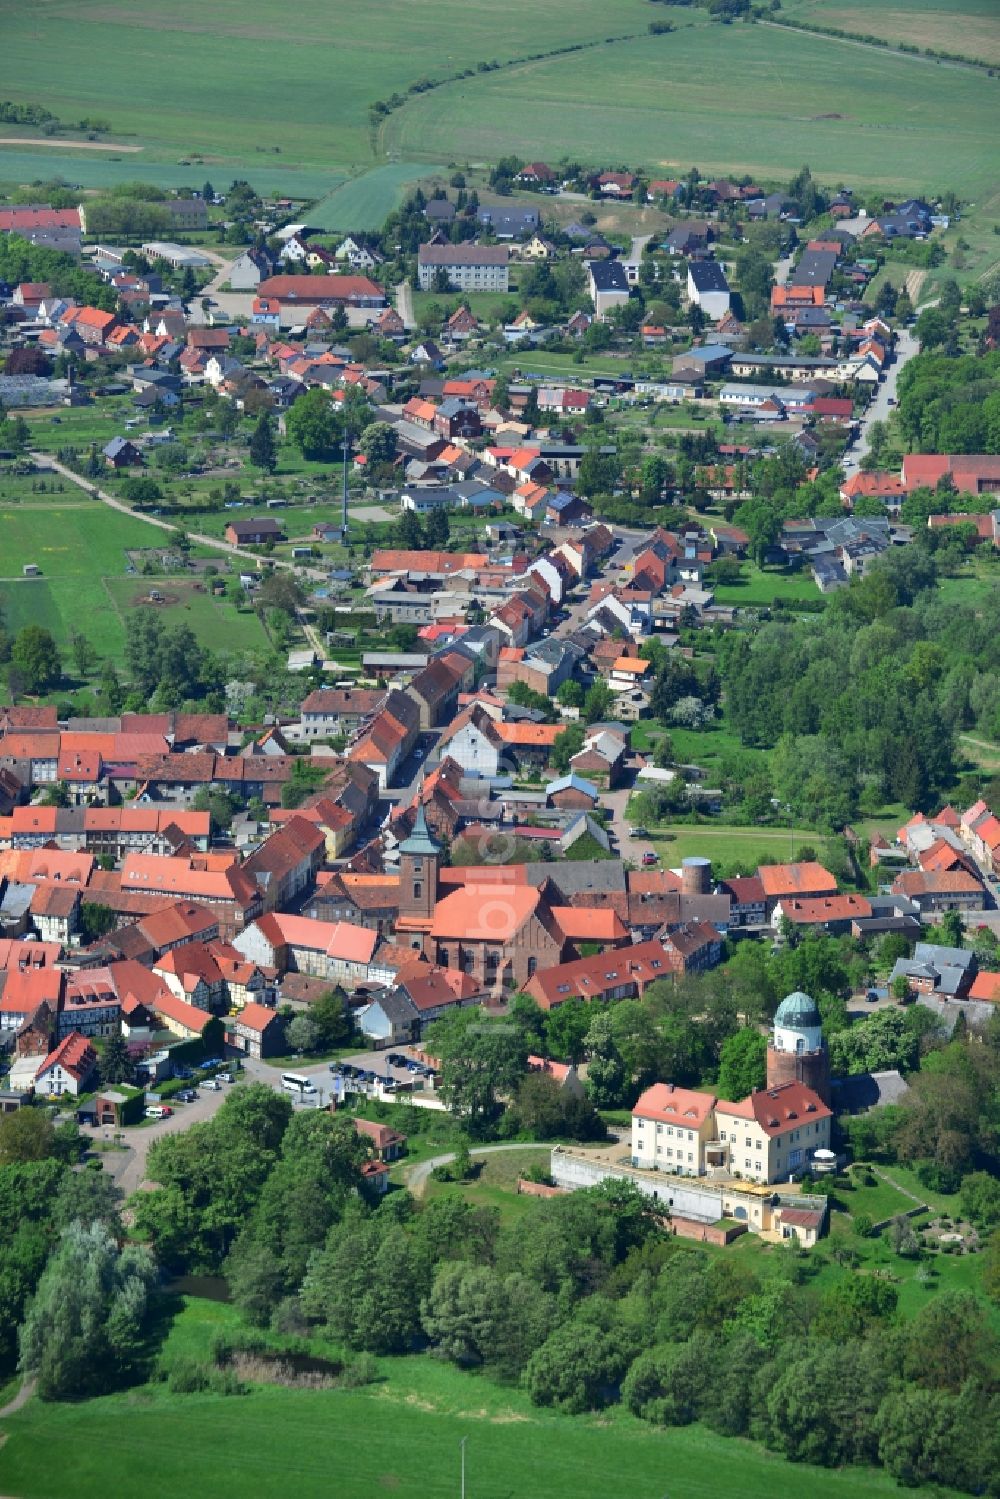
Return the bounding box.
[413,882,422,900]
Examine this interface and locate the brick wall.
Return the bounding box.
[517,1178,567,1199]
[670,1214,747,1246]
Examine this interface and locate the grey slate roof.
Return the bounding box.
[688,261,730,294]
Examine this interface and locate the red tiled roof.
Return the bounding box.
[758,862,837,899]
[257,274,383,303]
[525,940,672,1009]
[779,894,872,924]
[152,991,213,1034]
[37,1031,96,1083]
[715,1080,832,1136]
[633,1082,717,1128]
[236,1001,279,1032]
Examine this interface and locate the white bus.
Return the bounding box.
[281,1072,318,1097]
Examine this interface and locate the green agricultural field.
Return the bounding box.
[388,22,1000,197]
[0,149,343,201]
[2,0,993,203]
[0,497,267,662]
[0,1296,942,1499]
[781,0,1000,66]
[0,0,656,174]
[308,163,446,231]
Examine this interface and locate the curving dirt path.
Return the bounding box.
[404,1142,553,1197]
[0,136,141,152]
[31,454,328,581]
[0,1377,36,1417]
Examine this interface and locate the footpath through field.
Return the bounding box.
[31,453,328,581]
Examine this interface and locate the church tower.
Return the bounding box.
[397,803,440,923]
[767,990,831,1105]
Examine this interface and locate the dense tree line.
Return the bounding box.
[845,1018,1000,1192]
[0,1110,156,1398]
[167,1108,999,1496]
[0,234,117,313]
[717,550,998,820]
[897,349,1000,454]
[123,613,226,711]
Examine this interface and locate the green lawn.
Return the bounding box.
[0,1294,939,1499]
[650,722,769,771]
[712,563,821,607]
[829,1176,917,1223]
[421,1146,553,1222]
[100,576,270,654]
[497,349,634,380]
[649,825,822,869]
[0,498,175,658]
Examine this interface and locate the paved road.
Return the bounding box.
[841,327,918,477]
[395,279,415,330]
[101,1054,345,1197]
[33,453,328,581]
[100,1078,233,1197]
[774,254,793,287]
[404,1142,553,1196]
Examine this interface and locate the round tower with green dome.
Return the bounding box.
[767,990,830,1103]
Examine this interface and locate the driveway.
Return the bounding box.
[842,326,918,477]
[395,280,415,330]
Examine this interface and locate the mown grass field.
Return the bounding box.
[711,563,821,607]
[389,21,1000,197]
[100,576,270,655]
[0,1294,944,1499]
[0,492,268,663]
[648,824,823,869]
[0,497,168,657]
[781,0,1000,66]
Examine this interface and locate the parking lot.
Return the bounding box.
[328,1045,439,1102]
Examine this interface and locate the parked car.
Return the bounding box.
[641,850,658,866]
[218,1071,234,1084]
[202,1078,222,1091]
[145,1105,173,1120]
[630,826,648,838]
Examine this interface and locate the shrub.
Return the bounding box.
[341,1352,379,1387]
[167,1357,213,1394]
